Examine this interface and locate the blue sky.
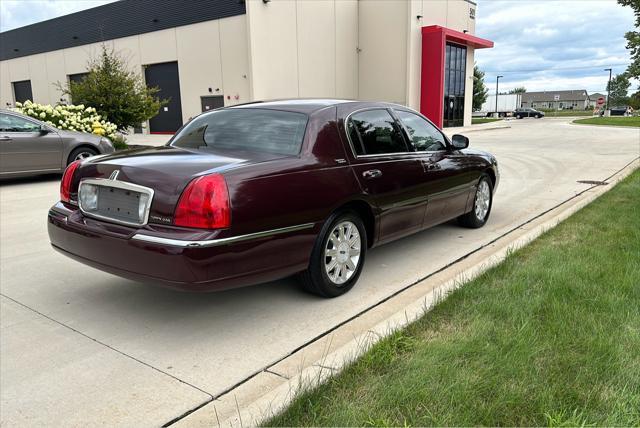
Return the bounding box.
[0,0,636,95]
[475,0,636,94]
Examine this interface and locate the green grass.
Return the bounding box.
[268,170,640,427]
[472,118,503,125]
[540,110,594,117]
[538,109,593,117]
[573,117,640,128]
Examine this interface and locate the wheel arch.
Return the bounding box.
[331,199,376,248]
[66,144,99,165]
[484,167,497,188]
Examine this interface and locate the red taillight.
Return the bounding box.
[60,160,81,203]
[174,174,231,229]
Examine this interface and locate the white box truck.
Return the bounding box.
[479,93,522,117]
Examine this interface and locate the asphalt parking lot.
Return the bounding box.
[1,118,638,426]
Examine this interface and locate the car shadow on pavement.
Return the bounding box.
[0,173,61,186]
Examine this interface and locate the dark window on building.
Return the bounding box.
[347,109,408,155]
[12,80,33,104]
[68,72,89,84]
[68,73,89,103]
[396,110,447,152]
[443,43,467,128]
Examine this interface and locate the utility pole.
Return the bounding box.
[604,68,612,112]
[495,75,503,117]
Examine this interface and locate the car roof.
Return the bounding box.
[229,99,391,114]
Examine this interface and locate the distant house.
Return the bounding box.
[521,90,590,110]
[587,93,607,108]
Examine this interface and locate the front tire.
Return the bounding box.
[458,174,493,228]
[300,211,367,297]
[68,147,98,165]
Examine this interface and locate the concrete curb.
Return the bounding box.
[176,159,639,428]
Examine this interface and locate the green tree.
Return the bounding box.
[628,87,640,110]
[508,86,527,94]
[618,0,640,78]
[607,73,631,106]
[472,64,488,110]
[57,46,167,130]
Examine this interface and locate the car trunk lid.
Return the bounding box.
[71,145,286,225]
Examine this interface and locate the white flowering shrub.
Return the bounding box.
[12,101,119,139]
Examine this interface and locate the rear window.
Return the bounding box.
[170,108,308,155]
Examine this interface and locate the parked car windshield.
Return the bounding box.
[170,108,308,156]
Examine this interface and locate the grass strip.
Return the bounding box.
[472,118,503,125]
[268,169,640,427]
[573,117,640,127]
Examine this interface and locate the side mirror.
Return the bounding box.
[39,126,50,134]
[451,134,469,150]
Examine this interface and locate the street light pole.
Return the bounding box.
[495,75,503,117]
[604,68,612,112]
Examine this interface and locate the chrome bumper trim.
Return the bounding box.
[130,223,316,248]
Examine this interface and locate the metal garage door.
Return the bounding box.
[144,62,183,134]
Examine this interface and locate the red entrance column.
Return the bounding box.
[420,25,493,129]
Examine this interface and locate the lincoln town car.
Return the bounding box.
[47,99,499,297]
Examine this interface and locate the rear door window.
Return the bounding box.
[347,109,409,156]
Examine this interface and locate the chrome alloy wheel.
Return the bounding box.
[324,221,361,286]
[474,180,491,220]
[74,151,94,161]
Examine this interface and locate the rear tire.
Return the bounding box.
[458,174,493,228]
[300,211,367,298]
[68,147,98,165]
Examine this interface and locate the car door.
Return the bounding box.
[394,109,477,229]
[345,108,428,244]
[0,113,63,174]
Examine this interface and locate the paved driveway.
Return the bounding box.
[1,118,638,426]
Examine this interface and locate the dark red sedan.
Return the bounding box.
[48,99,499,297]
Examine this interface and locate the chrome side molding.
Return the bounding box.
[131,222,315,248]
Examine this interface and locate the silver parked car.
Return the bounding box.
[0,109,115,178]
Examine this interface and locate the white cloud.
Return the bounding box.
[475,0,636,94]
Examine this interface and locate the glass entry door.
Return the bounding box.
[443,43,467,127]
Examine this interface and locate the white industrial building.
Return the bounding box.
[0,0,492,132]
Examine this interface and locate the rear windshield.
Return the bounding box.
[170,108,308,156]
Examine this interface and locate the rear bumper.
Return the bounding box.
[48,202,316,291]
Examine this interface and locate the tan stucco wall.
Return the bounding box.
[357,0,408,104]
[245,0,358,101]
[0,15,250,127]
[356,0,476,126]
[406,0,477,126]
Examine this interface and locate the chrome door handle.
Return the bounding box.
[422,160,441,171]
[0,136,11,142]
[362,169,382,179]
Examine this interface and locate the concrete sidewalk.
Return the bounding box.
[1,118,638,426]
[124,133,172,147]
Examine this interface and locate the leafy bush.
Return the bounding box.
[12,100,118,139]
[56,46,167,130]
